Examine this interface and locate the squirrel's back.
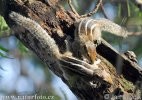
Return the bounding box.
[76,18,128,42]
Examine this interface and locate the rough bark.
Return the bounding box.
[1,0,142,100]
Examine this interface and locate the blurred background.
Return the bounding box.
[0,0,142,100]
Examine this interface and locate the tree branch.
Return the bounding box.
[0,31,14,38]
[1,0,142,99]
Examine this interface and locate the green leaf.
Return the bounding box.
[126,0,131,17]
[0,52,11,59]
[2,26,9,31]
[0,45,9,52]
[0,16,9,35]
[18,42,29,53]
[118,3,122,17]
[126,17,142,26]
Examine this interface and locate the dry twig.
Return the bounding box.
[67,0,80,17]
[67,0,102,18]
[80,0,102,18]
[100,3,109,19]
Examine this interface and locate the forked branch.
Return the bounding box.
[67,0,102,18]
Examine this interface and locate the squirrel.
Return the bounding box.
[9,11,113,85]
[9,11,74,80]
[73,18,128,64]
[9,12,72,60]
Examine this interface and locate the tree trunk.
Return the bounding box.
[1,0,142,99]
